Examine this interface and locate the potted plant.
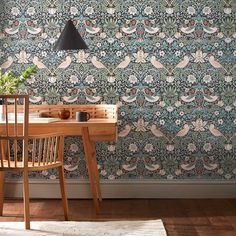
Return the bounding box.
[0,65,37,95]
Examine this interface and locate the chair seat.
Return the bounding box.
[0,160,62,171]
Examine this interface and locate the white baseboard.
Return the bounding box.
[4,179,236,199]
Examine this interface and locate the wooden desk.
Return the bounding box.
[0,105,118,213]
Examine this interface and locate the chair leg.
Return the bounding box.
[58,166,69,220]
[0,171,5,216]
[23,170,30,230]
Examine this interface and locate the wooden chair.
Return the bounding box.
[0,95,68,229]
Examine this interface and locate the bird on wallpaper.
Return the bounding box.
[0,56,13,69]
[29,96,42,103]
[203,94,218,103]
[145,163,160,171]
[84,20,100,34]
[143,20,160,34]
[203,160,218,171]
[180,25,195,34]
[171,124,190,142]
[57,56,72,69]
[201,20,218,34]
[180,94,195,103]
[181,161,195,171]
[122,163,137,171]
[121,20,137,34]
[208,56,228,73]
[64,164,79,172]
[91,56,110,72]
[209,124,226,139]
[33,56,50,72]
[143,88,160,103]
[115,56,131,70]
[150,56,169,72]
[150,124,169,141]
[172,55,190,73]
[118,124,132,137]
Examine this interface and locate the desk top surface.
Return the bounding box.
[0,118,117,125]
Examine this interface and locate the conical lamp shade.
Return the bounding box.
[54,19,88,50]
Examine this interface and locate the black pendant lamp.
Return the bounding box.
[54,19,88,50]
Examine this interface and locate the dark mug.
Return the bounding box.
[76,111,90,122]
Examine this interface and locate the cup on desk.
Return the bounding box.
[76,111,90,122]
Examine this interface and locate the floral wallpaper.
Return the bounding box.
[0,0,235,181]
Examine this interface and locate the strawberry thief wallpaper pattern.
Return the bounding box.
[0,0,235,181]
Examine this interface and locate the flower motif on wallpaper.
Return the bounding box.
[70,6,78,15]
[1,0,235,180]
[128,6,138,15]
[134,49,148,63]
[144,6,153,15]
[11,7,20,16]
[69,75,79,84]
[15,50,30,64]
[27,7,36,16]
[75,50,89,64]
[85,7,94,15]
[191,50,207,63]
[192,119,207,132]
[187,6,196,15]
[133,118,148,132]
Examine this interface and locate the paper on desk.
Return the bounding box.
[29,117,61,123]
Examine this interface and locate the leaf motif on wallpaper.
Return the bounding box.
[145,163,160,171]
[0,56,13,69]
[122,163,137,171]
[62,95,78,103]
[118,124,131,137]
[29,96,42,103]
[64,164,79,171]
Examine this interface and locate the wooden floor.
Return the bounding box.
[0,199,236,236]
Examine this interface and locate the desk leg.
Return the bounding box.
[0,140,6,216]
[90,141,102,202]
[81,127,100,213]
[0,171,4,216]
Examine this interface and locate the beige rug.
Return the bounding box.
[0,220,166,236]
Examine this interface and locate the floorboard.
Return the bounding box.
[0,199,235,236]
